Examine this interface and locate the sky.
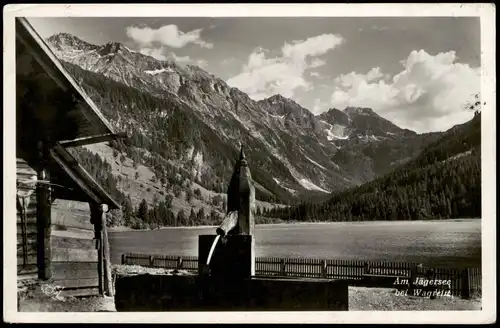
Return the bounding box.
[28,17,481,133]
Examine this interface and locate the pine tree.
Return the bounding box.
[177,210,186,226]
[189,208,197,226]
[137,199,149,223]
[197,207,206,222]
[122,196,134,226]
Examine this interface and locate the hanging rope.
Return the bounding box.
[16,179,35,268]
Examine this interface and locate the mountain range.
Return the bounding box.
[46,32,445,209]
[270,112,481,222]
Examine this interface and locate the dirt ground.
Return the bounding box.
[17,266,481,312]
[17,280,116,312]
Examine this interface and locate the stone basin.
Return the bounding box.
[114,273,348,311]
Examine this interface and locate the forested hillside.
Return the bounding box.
[268,114,481,222]
[64,61,300,205]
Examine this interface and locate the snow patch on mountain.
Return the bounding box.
[305,155,327,170]
[299,179,330,193]
[273,177,297,194]
[321,120,349,141]
[124,45,138,53]
[270,114,286,120]
[357,134,380,142]
[331,142,342,150]
[443,149,473,163]
[144,68,173,75]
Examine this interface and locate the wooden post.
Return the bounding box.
[91,204,104,296]
[149,256,155,267]
[321,260,328,278]
[280,259,286,276]
[177,256,183,270]
[461,268,471,299]
[101,204,113,297]
[363,262,370,284]
[121,254,127,265]
[36,140,52,280]
[364,262,370,274]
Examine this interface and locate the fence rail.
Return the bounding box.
[121,253,481,298]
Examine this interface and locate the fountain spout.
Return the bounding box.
[206,211,238,268]
[216,211,238,237]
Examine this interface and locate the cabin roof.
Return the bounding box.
[48,144,121,210]
[16,17,117,144]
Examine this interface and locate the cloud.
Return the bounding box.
[329,50,480,133]
[310,71,321,78]
[334,67,385,88]
[282,34,344,60]
[227,33,344,100]
[139,46,208,68]
[312,98,329,115]
[309,58,326,69]
[126,24,213,49]
[139,47,167,60]
[169,52,208,68]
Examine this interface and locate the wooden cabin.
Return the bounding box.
[16,17,126,297]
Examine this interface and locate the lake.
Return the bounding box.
[109,219,482,269]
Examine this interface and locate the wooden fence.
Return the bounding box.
[121,253,481,298]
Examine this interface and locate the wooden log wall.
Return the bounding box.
[50,200,99,297]
[16,159,38,278]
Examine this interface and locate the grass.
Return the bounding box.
[349,286,481,311]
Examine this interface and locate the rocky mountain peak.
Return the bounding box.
[318,108,350,126]
[99,41,128,55]
[344,106,376,116]
[47,33,97,52]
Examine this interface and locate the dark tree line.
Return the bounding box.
[127,197,223,230]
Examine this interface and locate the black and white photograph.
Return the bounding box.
[3,3,496,324]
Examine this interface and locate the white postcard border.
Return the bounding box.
[3,3,496,324]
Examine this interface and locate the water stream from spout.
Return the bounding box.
[206,235,221,266]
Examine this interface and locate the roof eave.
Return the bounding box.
[50,144,121,210]
[16,17,117,137]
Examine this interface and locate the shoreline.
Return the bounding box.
[108,218,481,233]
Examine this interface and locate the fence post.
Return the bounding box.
[177,256,183,270]
[321,260,327,278]
[280,259,286,276]
[149,255,155,267]
[461,268,471,299]
[363,262,370,274]
[121,254,127,265]
[409,265,417,290]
